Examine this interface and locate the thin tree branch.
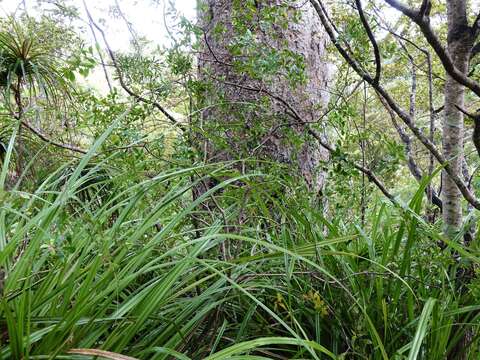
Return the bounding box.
[378,96,442,209]
[372,8,439,200]
[384,0,480,97]
[82,1,185,131]
[419,0,432,18]
[473,12,480,39]
[311,0,480,210]
[456,105,480,159]
[217,78,398,205]
[20,120,87,154]
[114,0,141,51]
[426,51,436,203]
[85,13,112,92]
[471,42,480,59]
[354,0,381,84]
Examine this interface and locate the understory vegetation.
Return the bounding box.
[3,137,479,359]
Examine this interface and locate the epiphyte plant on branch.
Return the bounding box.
[0,16,72,177]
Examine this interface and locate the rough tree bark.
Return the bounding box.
[197,0,330,195]
[442,0,474,237]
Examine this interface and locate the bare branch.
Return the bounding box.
[82,1,185,132]
[217,78,398,205]
[384,0,480,97]
[20,121,87,154]
[354,0,381,84]
[455,105,480,120]
[473,12,480,39]
[419,0,432,19]
[426,51,437,204]
[85,12,113,92]
[379,96,442,210]
[456,105,480,159]
[471,42,480,60]
[311,0,480,210]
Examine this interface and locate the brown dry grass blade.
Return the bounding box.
[67,348,139,360]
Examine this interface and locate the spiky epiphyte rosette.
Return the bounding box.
[0,17,71,110]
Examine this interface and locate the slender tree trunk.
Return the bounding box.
[197,0,330,195]
[442,0,473,237]
[14,84,24,183]
[443,4,477,358]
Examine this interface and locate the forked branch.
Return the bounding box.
[82,1,185,132]
[310,0,480,210]
[384,0,480,97]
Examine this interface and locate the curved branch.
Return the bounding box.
[354,0,381,84]
[384,0,480,97]
[83,1,185,132]
[379,96,442,210]
[456,105,480,158]
[311,0,480,210]
[20,121,87,154]
[471,42,480,60]
[217,78,398,205]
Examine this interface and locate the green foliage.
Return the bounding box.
[0,16,76,107]
[65,46,97,80]
[0,138,479,358]
[0,1,479,359]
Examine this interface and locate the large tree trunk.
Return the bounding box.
[197,0,330,195]
[442,0,473,237]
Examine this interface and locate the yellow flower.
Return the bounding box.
[304,290,328,317]
[274,292,287,312]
